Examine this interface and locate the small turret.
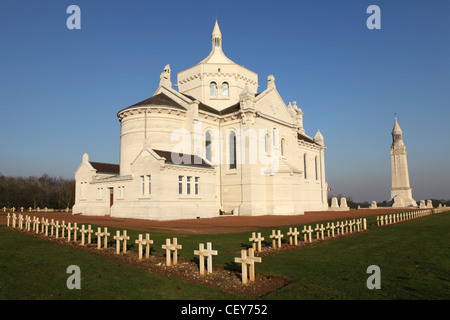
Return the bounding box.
[314,130,324,146]
[159,64,172,88]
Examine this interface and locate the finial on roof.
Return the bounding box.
[267,75,276,89]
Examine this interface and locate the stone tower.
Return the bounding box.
[390,117,417,207]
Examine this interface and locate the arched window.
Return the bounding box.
[303,153,307,179]
[281,138,285,156]
[315,156,318,180]
[205,131,212,162]
[229,131,237,169]
[210,82,217,95]
[222,82,229,96]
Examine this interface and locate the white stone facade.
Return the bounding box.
[72,21,329,220]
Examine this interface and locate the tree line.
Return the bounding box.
[0,173,75,210]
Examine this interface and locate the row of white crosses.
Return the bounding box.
[377,209,433,226]
[2,207,70,213]
[6,215,226,280]
[248,218,368,252]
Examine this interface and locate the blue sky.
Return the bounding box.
[0,0,449,202]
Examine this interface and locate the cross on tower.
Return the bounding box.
[194,242,218,275]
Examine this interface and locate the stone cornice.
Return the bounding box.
[117,106,187,121]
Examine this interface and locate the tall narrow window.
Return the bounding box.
[264,134,269,155]
[195,177,199,195]
[210,82,217,95]
[140,176,145,195]
[222,82,229,96]
[81,182,87,198]
[147,175,151,194]
[304,154,307,179]
[272,128,277,147]
[187,176,191,195]
[315,157,318,180]
[205,131,212,162]
[281,138,285,156]
[178,176,183,195]
[229,131,237,169]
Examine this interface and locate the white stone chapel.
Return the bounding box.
[72,21,329,220]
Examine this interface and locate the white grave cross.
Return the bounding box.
[269,230,283,248]
[194,242,218,275]
[162,238,182,266]
[287,227,300,245]
[234,248,262,284]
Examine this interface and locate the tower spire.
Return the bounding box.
[212,19,222,50]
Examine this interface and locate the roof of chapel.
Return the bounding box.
[153,149,213,168]
[124,92,186,111]
[89,162,120,175]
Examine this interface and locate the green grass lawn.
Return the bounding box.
[1,212,449,300]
